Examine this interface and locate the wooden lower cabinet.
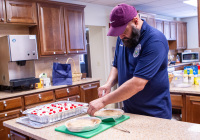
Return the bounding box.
[170,94,186,121]
[186,95,200,123]
[10,130,28,140]
[80,82,100,103]
[0,81,100,139]
[0,109,22,140]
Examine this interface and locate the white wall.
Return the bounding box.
[181,16,199,49]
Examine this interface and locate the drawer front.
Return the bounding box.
[170,94,183,107]
[55,86,79,99]
[24,91,54,106]
[80,82,100,90]
[56,95,80,102]
[0,109,22,118]
[0,97,22,111]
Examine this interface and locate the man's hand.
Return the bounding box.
[98,84,111,97]
[87,98,106,116]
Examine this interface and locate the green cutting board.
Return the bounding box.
[55,115,130,139]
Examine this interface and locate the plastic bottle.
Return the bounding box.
[183,69,188,83]
[176,55,180,63]
[194,65,200,85]
[188,69,194,85]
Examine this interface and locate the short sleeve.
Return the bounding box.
[133,41,167,80]
[113,37,121,68]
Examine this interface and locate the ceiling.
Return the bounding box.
[73,0,198,18]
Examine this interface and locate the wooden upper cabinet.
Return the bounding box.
[5,0,37,24]
[138,12,156,27]
[182,22,187,49]
[0,0,6,23]
[170,22,177,40]
[37,3,66,56]
[64,6,86,54]
[164,21,170,40]
[176,22,187,49]
[147,15,156,28]
[186,95,200,124]
[177,22,183,49]
[155,19,164,33]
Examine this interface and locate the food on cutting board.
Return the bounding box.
[30,103,83,116]
[94,109,123,117]
[65,117,101,132]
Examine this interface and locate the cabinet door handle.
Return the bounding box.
[8,134,13,138]
[3,101,7,107]
[66,88,69,93]
[1,18,4,22]
[8,19,11,22]
[77,95,80,98]
[38,94,42,99]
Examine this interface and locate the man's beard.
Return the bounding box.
[122,26,140,49]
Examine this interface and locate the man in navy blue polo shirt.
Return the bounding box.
[87,4,172,119]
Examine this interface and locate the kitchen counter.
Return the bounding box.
[170,85,200,95]
[3,113,200,140]
[0,78,100,99]
[168,62,192,68]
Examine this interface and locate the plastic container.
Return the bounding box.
[183,69,188,83]
[23,101,88,124]
[188,69,194,85]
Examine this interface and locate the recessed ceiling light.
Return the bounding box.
[183,0,197,7]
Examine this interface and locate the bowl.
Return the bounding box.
[65,117,101,132]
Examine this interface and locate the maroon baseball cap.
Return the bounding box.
[107,4,137,36]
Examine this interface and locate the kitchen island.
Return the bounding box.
[3,113,200,140]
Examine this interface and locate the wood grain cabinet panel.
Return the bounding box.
[6,0,37,24]
[170,94,186,121]
[64,6,86,54]
[176,22,187,49]
[138,12,155,27]
[24,91,54,106]
[0,97,22,111]
[37,3,66,56]
[155,19,163,33]
[170,94,183,107]
[55,86,79,99]
[186,95,200,123]
[0,109,22,140]
[80,82,100,103]
[56,95,80,102]
[182,22,187,49]
[164,21,170,40]
[0,0,6,23]
[170,22,177,40]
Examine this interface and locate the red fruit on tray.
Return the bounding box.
[49,113,52,115]
[74,106,76,108]
[53,111,56,113]
[70,106,73,109]
[59,110,62,112]
[65,108,68,110]
[50,109,53,111]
